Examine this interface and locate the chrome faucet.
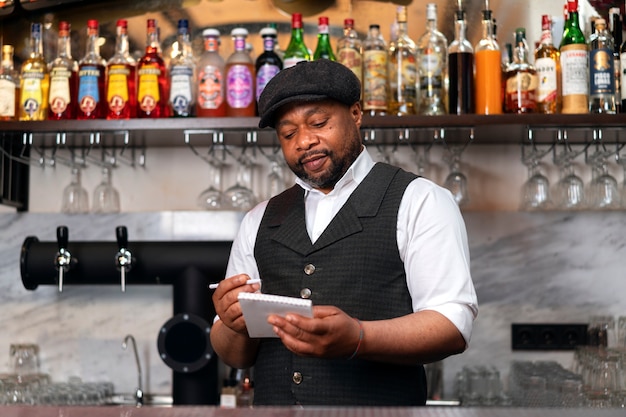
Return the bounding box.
[115,226,133,292]
[54,225,72,293]
[122,334,143,407]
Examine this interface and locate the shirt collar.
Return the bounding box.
[295,146,375,196]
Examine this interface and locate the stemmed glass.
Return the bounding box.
[443,145,469,207]
[92,166,120,213]
[520,142,552,210]
[61,166,89,214]
[223,148,258,211]
[263,147,288,199]
[552,138,585,210]
[197,154,226,210]
[586,142,620,210]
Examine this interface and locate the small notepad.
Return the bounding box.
[238,292,313,338]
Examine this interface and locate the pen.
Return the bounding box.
[208,279,261,290]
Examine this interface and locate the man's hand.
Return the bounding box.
[268,305,361,359]
[211,274,261,335]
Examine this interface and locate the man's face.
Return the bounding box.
[274,100,363,193]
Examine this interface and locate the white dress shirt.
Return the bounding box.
[225,147,478,346]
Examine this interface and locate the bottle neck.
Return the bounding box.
[290,26,304,44]
[454,19,468,43]
[263,36,276,52]
[30,32,43,59]
[513,39,529,64]
[397,21,408,38]
[115,30,131,57]
[85,31,100,59]
[204,37,219,53]
[540,29,553,46]
[146,28,160,53]
[233,36,247,52]
[426,19,437,33]
[1,52,13,70]
[481,17,495,40]
[566,11,580,30]
[178,32,192,57]
[57,31,72,59]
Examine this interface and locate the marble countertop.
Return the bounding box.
[1,406,626,417]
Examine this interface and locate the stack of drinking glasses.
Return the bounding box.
[455,365,511,406]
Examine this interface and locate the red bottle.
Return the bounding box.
[48,21,78,120]
[77,19,106,119]
[106,19,137,119]
[137,19,169,118]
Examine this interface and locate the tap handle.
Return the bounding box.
[57,225,69,250]
[116,226,128,249]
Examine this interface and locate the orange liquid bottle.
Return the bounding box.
[474,8,502,114]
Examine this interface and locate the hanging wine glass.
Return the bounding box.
[92,166,120,213]
[552,137,585,210]
[520,141,552,211]
[443,145,469,206]
[586,140,620,210]
[61,166,89,214]
[197,156,226,210]
[223,148,258,211]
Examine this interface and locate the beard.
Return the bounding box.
[288,132,363,190]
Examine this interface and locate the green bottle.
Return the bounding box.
[559,0,588,113]
[313,16,336,61]
[283,13,310,68]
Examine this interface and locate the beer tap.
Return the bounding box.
[54,226,72,292]
[115,226,133,292]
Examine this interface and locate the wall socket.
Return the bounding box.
[511,323,588,351]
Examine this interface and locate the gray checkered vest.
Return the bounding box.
[252,162,427,406]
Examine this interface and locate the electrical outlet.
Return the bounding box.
[511,323,588,350]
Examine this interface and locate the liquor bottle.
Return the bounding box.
[48,21,78,120]
[337,18,362,82]
[559,0,588,114]
[283,13,310,68]
[313,17,336,61]
[588,18,616,114]
[169,19,196,117]
[416,3,447,115]
[504,28,537,113]
[448,5,474,115]
[474,2,502,114]
[77,19,106,119]
[19,23,50,121]
[534,15,561,114]
[0,45,19,121]
[196,28,226,117]
[609,8,621,113]
[388,6,417,116]
[137,19,169,118]
[225,28,255,117]
[256,26,282,103]
[362,24,389,116]
[620,22,626,112]
[106,19,136,119]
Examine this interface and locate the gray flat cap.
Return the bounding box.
[258,59,361,128]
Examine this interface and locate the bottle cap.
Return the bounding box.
[369,24,380,30]
[178,19,189,29]
[426,3,437,21]
[292,13,303,29]
[541,15,551,31]
[231,27,248,37]
[87,19,98,29]
[202,28,220,38]
[319,16,329,25]
[2,44,13,54]
[566,0,578,13]
[147,18,156,28]
[344,18,354,28]
[594,18,606,29]
[116,19,127,28]
[260,27,277,38]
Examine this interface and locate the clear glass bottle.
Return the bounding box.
[504,28,537,113]
[416,3,447,115]
[560,0,588,114]
[448,6,474,115]
[106,19,136,119]
[362,24,389,116]
[588,18,616,114]
[196,28,226,117]
[19,23,50,121]
[534,15,561,114]
[225,28,255,117]
[609,8,621,113]
[48,21,78,120]
[137,18,169,118]
[77,19,106,119]
[255,26,282,103]
[474,3,502,115]
[283,13,311,68]
[169,19,196,117]
[388,6,417,116]
[0,45,19,121]
[336,18,362,82]
[313,16,336,61]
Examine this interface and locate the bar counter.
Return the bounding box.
[1,406,625,417]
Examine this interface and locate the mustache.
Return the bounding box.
[298,150,329,165]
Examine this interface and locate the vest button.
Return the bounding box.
[292,371,303,385]
[303,264,316,275]
[300,288,312,299]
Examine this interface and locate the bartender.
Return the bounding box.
[210,59,478,406]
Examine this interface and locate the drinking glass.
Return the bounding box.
[443,145,469,207]
[553,144,585,210]
[92,166,120,213]
[266,156,287,199]
[520,144,552,210]
[223,151,257,211]
[587,158,620,209]
[197,157,226,210]
[61,166,89,213]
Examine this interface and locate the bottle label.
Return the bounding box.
[389,54,417,94]
[227,64,253,108]
[78,65,101,114]
[589,47,614,95]
[535,57,558,103]
[107,64,130,113]
[21,70,44,117]
[49,66,72,115]
[198,65,223,109]
[283,56,307,69]
[256,64,280,101]
[0,78,16,117]
[418,50,444,91]
[505,72,538,111]
[338,48,363,81]
[170,65,194,112]
[560,44,588,113]
[363,50,388,110]
[137,64,161,113]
